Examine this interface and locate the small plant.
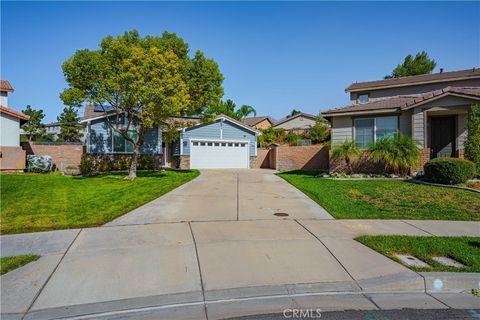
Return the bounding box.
[472,288,480,297]
[114,155,132,171]
[308,115,330,144]
[424,158,476,185]
[138,155,156,170]
[96,159,113,172]
[368,133,420,176]
[79,155,94,175]
[331,140,361,174]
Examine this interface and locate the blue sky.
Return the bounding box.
[1,1,479,123]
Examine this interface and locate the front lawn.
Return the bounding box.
[356,236,480,272]
[278,171,480,220]
[0,255,40,275]
[0,170,199,234]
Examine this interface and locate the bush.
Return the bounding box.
[114,155,132,171]
[368,133,419,176]
[332,141,361,174]
[258,127,285,147]
[79,155,94,175]
[424,158,476,185]
[308,115,330,144]
[96,159,113,172]
[138,155,156,170]
[465,104,480,175]
[285,131,302,146]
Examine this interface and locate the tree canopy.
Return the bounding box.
[207,99,256,121]
[385,51,437,79]
[60,30,224,178]
[287,109,302,118]
[21,105,46,142]
[58,106,83,142]
[465,104,480,172]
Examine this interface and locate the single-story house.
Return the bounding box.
[274,112,316,132]
[323,68,480,165]
[243,116,274,130]
[0,80,30,171]
[81,107,260,169]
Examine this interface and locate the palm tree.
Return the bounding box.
[235,105,257,120]
[332,141,361,174]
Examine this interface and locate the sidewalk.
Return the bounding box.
[1,219,479,319]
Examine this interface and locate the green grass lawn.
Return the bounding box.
[278,171,480,220]
[0,170,199,234]
[0,255,40,275]
[356,236,480,272]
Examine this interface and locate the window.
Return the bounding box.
[113,130,138,153]
[354,116,398,148]
[354,119,374,148]
[358,94,369,104]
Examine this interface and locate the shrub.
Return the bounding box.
[308,115,330,144]
[96,159,113,172]
[138,155,156,170]
[332,141,361,174]
[368,133,420,176]
[424,158,476,185]
[79,155,94,175]
[285,131,302,146]
[114,155,132,171]
[465,104,480,175]
[258,127,285,147]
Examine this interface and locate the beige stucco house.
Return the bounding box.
[243,116,274,130]
[323,68,480,166]
[274,112,316,131]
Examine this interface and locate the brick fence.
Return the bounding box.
[0,146,26,171]
[256,148,270,168]
[260,144,329,171]
[21,142,85,172]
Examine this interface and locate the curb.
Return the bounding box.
[408,179,480,193]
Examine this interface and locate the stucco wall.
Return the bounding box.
[0,146,26,171]
[1,113,20,147]
[331,116,353,145]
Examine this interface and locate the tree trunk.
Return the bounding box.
[127,144,140,180]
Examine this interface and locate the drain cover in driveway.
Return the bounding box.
[274,212,289,217]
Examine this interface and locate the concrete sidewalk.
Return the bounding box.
[2,219,479,320]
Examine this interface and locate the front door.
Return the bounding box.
[430,116,456,158]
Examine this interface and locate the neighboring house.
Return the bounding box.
[274,112,316,131]
[323,68,480,165]
[44,122,61,139]
[243,116,274,130]
[81,105,260,169]
[0,80,30,171]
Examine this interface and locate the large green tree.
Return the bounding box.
[60,30,224,179]
[21,105,46,142]
[208,99,256,121]
[465,104,480,173]
[58,106,83,142]
[385,51,437,79]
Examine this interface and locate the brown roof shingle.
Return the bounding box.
[0,80,14,93]
[346,68,480,92]
[323,87,480,116]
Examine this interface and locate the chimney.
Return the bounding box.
[0,90,8,107]
[440,68,444,73]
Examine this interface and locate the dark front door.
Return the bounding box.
[430,116,456,158]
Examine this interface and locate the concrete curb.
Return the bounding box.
[408,179,480,193]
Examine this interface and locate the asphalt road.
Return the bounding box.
[227,309,480,320]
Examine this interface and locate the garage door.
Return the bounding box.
[190,140,249,169]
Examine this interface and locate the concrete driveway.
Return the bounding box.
[107,169,333,226]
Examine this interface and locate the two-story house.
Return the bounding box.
[323,68,480,167]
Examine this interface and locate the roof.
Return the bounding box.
[0,105,30,121]
[346,68,480,93]
[0,80,14,93]
[242,116,274,127]
[274,112,316,127]
[323,87,480,117]
[45,122,60,127]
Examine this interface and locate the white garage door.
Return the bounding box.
[190,140,249,169]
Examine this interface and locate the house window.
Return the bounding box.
[354,119,374,148]
[113,130,137,153]
[358,94,369,104]
[354,116,398,148]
